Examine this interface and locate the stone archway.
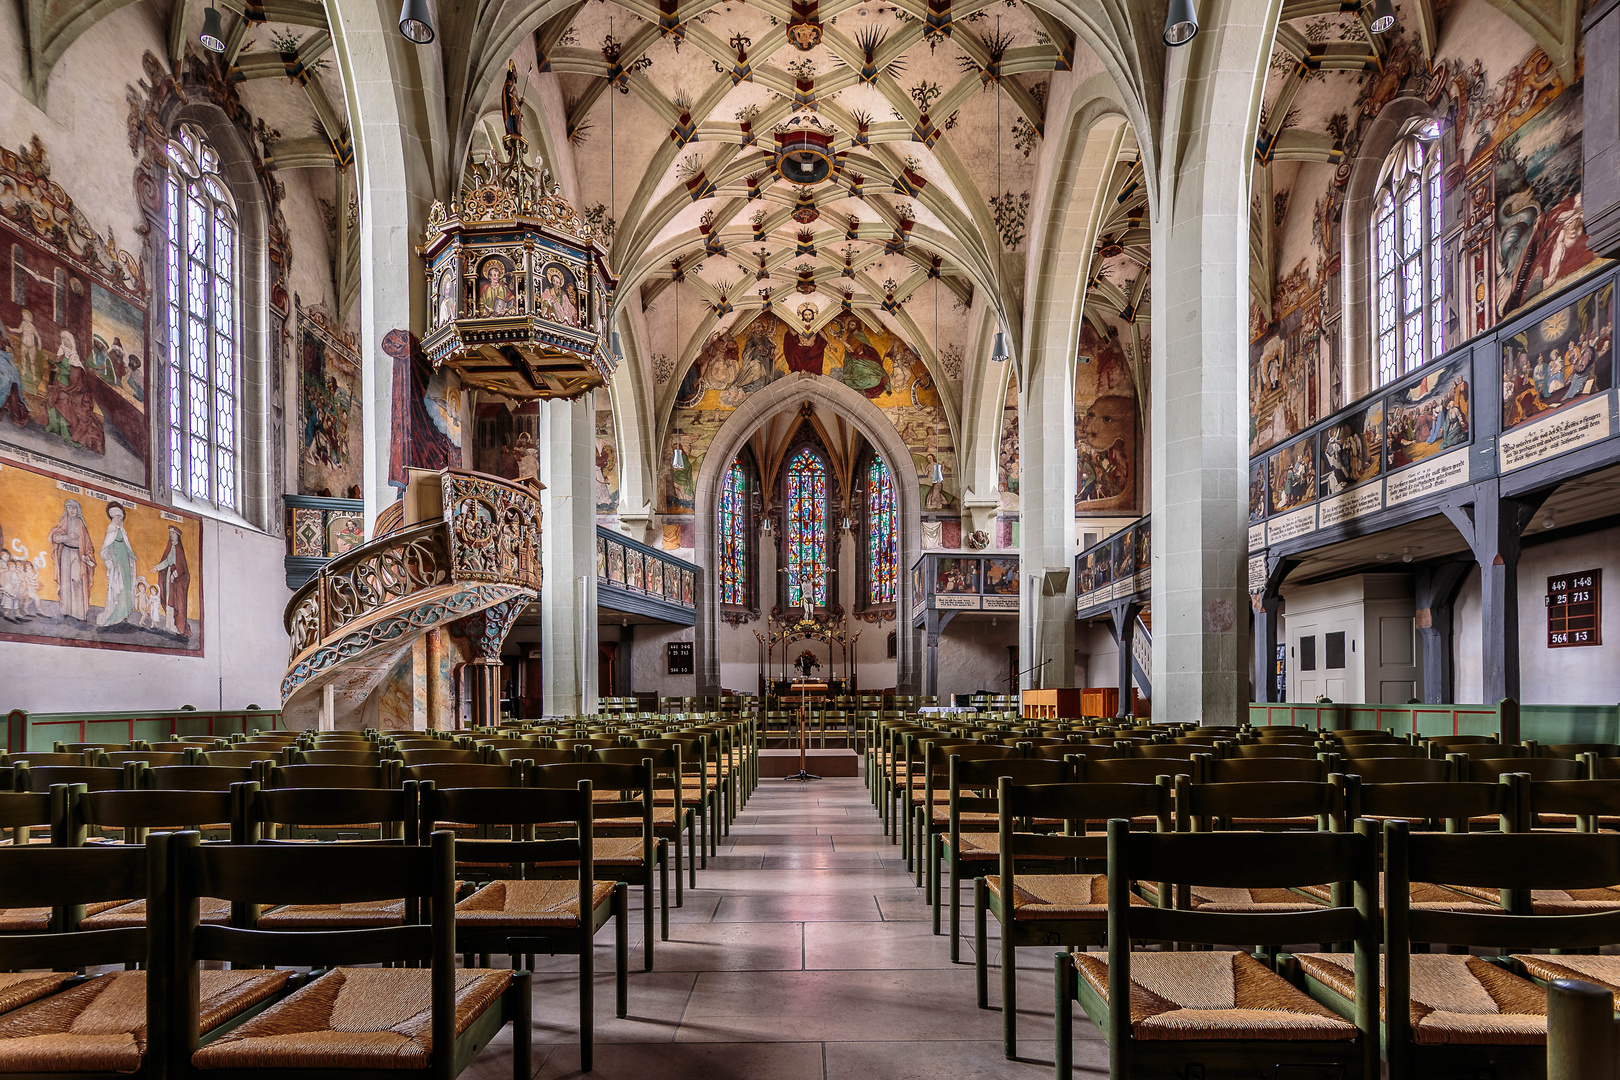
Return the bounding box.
[692,373,924,696]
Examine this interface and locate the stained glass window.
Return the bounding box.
[718,460,749,605]
[786,447,828,607]
[165,123,239,509]
[867,455,896,604]
[1372,131,1445,388]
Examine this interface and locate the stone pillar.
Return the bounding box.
[1148,16,1265,727]
[1018,349,1077,691]
[319,684,336,731]
[1414,562,1469,705]
[616,624,635,697]
[1252,594,1282,704]
[425,628,448,729]
[541,396,599,716]
[462,598,525,728]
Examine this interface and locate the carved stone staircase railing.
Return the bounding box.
[282,469,543,726]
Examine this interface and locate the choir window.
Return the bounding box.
[1371,130,1444,387]
[785,447,829,607]
[866,454,896,605]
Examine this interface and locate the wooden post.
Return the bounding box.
[1547,978,1616,1080]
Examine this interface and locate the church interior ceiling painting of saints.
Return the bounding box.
[296,299,363,497]
[0,458,202,655]
[1074,320,1138,513]
[0,138,151,490]
[660,311,955,515]
[1501,283,1614,431]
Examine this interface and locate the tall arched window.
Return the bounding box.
[164,123,239,509]
[785,447,828,607]
[866,454,896,605]
[718,459,750,605]
[1372,131,1444,387]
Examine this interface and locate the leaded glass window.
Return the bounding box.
[867,455,896,604]
[1372,132,1444,388]
[785,447,828,607]
[165,123,239,509]
[718,460,749,605]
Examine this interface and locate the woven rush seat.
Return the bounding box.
[930,808,998,826]
[257,899,407,928]
[1510,954,1620,995]
[985,874,1144,918]
[529,836,647,868]
[1295,875,1498,911]
[0,970,289,1072]
[80,896,233,929]
[1296,952,1547,1045]
[0,974,75,1015]
[0,901,125,932]
[455,880,616,926]
[1072,951,1356,1041]
[192,967,510,1070]
[1136,883,1326,912]
[598,808,677,828]
[1439,883,1620,913]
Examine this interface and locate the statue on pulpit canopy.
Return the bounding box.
[501,61,524,146]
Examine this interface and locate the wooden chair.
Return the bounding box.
[1336,756,1452,784]
[396,747,485,767]
[101,751,191,769]
[1081,756,1196,785]
[0,836,292,1080]
[1055,820,1380,1080]
[17,764,137,792]
[591,747,693,907]
[1339,743,1429,760]
[529,760,666,967]
[262,762,401,791]
[1198,754,1328,784]
[161,828,531,1080]
[915,741,1020,893]
[1295,823,1620,1079]
[418,784,626,1072]
[194,749,281,769]
[976,774,1169,1058]
[287,749,386,767]
[637,736,714,868]
[6,751,94,768]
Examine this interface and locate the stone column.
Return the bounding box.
[1148,15,1269,726]
[1018,347,1077,691]
[425,628,448,729]
[541,396,600,716]
[462,598,525,728]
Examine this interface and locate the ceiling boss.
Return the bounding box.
[418,60,618,401]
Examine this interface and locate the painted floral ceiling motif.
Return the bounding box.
[525,0,1075,399]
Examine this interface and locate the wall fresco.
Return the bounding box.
[1074,320,1137,513]
[1386,356,1471,471]
[296,300,362,497]
[1502,283,1614,430]
[1319,400,1384,496]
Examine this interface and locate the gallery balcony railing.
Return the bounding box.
[597,527,698,624]
[283,494,366,589]
[1248,265,1619,559]
[908,551,1022,620]
[281,469,543,704]
[1075,515,1151,618]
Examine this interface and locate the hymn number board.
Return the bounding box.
[1546,569,1602,648]
[667,641,694,675]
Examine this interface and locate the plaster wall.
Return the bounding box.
[1454,528,1620,705]
[934,618,1015,701]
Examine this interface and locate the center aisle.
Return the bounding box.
[476,775,1107,1078]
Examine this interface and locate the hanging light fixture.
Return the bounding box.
[199,5,227,52]
[1368,0,1396,33]
[1163,0,1199,45]
[398,0,435,43]
[672,440,688,471]
[611,331,624,362]
[930,459,945,484]
[670,262,685,471]
[990,329,1009,362]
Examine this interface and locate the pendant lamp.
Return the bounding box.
[398,0,435,43]
[1368,0,1395,33]
[199,6,226,51]
[1163,0,1199,45]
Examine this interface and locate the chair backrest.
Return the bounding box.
[75,787,239,844]
[1541,742,1620,760]
[1199,755,1326,784]
[1341,776,1512,830]
[0,836,150,958]
[144,765,254,791]
[243,784,415,841]
[1337,756,1451,784]
[0,789,54,845]
[196,749,280,768]
[490,746,577,767]
[1082,756,1196,784]
[397,747,484,767]
[102,751,191,768]
[1462,755,1577,782]
[998,776,1171,871]
[1230,741,1322,759]
[1175,775,1341,831]
[19,764,134,792]
[1340,743,1426,759]
[1522,778,1620,832]
[402,762,524,789]
[417,784,594,877]
[264,762,400,789]
[8,751,92,767]
[294,749,386,766]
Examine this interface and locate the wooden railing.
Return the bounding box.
[281,469,543,704]
[1249,698,1620,744]
[6,707,284,753]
